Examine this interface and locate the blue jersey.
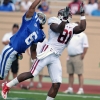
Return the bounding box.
[10,12,46,53]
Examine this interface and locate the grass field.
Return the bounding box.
[0,89,100,100]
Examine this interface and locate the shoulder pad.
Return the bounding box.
[48,17,61,25]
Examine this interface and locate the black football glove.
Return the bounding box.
[80,1,85,14]
[63,7,70,19]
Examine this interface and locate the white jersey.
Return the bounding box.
[35,18,78,83]
[46,17,77,55]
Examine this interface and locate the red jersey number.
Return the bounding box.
[57,29,72,44]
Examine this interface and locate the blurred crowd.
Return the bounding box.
[0,0,100,16]
[0,0,51,14]
[68,0,100,16]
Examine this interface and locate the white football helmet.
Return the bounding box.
[37,12,46,25]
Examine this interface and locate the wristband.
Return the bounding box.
[80,16,86,20]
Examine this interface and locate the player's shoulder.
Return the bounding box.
[64,23,77,30]
[69,23,78,28]
[48,17,59,21]
[48,17,61,25]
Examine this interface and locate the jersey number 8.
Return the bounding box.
[57,29,72,44]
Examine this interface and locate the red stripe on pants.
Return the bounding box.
[31,60,39,74]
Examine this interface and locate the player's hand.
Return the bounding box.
[63,7,70,19]
[80,1,85,14]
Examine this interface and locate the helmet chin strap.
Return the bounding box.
[58,15,72,23]
[67,17,72,23]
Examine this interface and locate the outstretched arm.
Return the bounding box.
[26,0,41,18]
[30,43,37,59]
[50,7,70,33]
[50,21,67,34]
[73,13,86,34]
[73,2,86,34]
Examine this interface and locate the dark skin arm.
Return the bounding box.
[50,13,86,35]
[26,0,41,18]
[50,21,67,34]
[17,44,37,83]
[73,13,86,34]
[30,43,37,59]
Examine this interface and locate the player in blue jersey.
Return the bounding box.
[0,0,46,80]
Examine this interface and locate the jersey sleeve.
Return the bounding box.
[71,23,78,28]
[22,12,37,22]
[22,12,32,21]
[48,17,61,25]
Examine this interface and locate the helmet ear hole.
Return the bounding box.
[37,12,46,25]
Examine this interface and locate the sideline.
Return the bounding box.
[0,96,25,100]
[8,91,100,99]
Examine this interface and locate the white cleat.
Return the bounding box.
[77,89,84,94]
[26,82,34,89]
[63,88,73,94]
[37,83,42,88]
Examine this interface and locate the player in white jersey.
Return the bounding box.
[1,2,86,100]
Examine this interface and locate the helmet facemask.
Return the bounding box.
[58,8,72,23]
